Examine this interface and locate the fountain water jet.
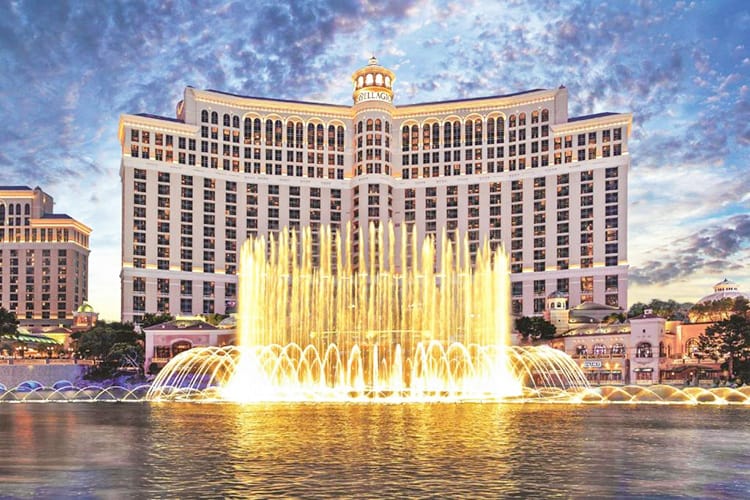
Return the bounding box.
[147,223,589,402]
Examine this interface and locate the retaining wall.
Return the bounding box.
[0,363,89,388]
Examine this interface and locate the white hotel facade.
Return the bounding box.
[119,58,631,323]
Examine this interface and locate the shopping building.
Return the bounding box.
[535,279,748,386]
[0,186,91,326]
[119,58,631,323]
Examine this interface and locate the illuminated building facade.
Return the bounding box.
[119,58,631,323]
[0,186,91,325]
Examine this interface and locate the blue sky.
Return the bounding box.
[0,0,748,320]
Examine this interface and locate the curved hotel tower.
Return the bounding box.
[119,58,631,323]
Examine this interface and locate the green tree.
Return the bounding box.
[0,307,19,335]
[627,299,692,320]
[516,316,556,341]
[602,313,626,324]
[139,313,174,328]
[201,313,228,326]
[699,314,750,381]
[108,342,144,373]
[75,321,141,379]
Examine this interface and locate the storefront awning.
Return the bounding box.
[0,333,60,345]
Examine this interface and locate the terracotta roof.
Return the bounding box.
[144,320,219,331]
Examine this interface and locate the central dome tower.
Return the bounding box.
[351,56,395,105]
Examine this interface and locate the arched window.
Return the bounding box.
[274,120,282,147]
[365,74,373,85]
[686,337,700,358]
[244,118,252,142]
[410,125,419,151]
[375,73,383,85]
[452,121,460,147]
[519,112,526,126]
[531,110,540,124]
[432,123,440,148]
[336,126,345,151]
[328,125,336,149]
[422,124,430,149]
[265,120,273,146]
[223,114,230,127]
[201,110,209,122]
[233,115,240,128]
[541,109,549,122]
[0,204,5,224]
[253,119,261,144]
[659,341,666,358]
[497,117,505,143]
[287,122,295,147]
[357,76,364,88]
[385,76,391,87]
[444,122,452,146]
[24,204,30,215]
[592,344,607,357]
[487,119,495,145]
[402,126,409,152]
[357,121,363,134]
[307,123,315,149]
[316,124,324,150]
[465,120,473,146]
[8,204,14,215]
[385,121,390,134]
[296,123,303,148]
[474,118,482,145]
[171,340,192,357]
[611,343,625,356]
[366,119,373,131]
[211,111,218,124]
[374,119,382,132]
[575,345,587,357]
[636,342,652,358]
[508,115,516,128]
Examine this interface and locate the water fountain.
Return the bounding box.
[146,223,590,402]
[3,223,749,404]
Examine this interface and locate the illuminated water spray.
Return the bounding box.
[148,223,589,402]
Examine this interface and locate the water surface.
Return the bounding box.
[0,403,748,498]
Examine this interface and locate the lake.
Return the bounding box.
[0,403,748,498]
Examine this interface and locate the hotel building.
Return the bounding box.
[119,58,631,323]
[0,186,91,325]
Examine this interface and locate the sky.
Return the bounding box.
[0,0,748,321]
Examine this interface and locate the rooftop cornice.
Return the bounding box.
[392,89,558,117]
[552,112,633,135]
[30,217,92,234]
[0,188,35,198]
[191,88,353,118]
[189,88,562,121]
[118,114,197,144]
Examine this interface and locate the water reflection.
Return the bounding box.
[0,404,748,498]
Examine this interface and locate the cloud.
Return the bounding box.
[630,214,750,285]
[0,0,749,316]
